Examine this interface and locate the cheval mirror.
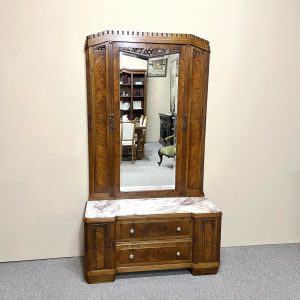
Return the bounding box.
[84,30,222,284]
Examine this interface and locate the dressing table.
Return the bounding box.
[83,30,222,283]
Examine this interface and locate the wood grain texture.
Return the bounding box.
[84,222,116,273]
[193,216,222,263]
[116,240,192,267]
[94,225,105,269]
[117,262,191,273]
[116,218,192,241]
[91,47,109,194]
[85,269,116,283]
[186,48,209,195]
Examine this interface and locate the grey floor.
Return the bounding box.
[1,243,299,300]
[120,142,175,190]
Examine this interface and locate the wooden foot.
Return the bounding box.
[191,262,220,276]
[85,269,116,284]
[191,267,219,276]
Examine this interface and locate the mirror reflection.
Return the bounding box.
[119,49,179,192]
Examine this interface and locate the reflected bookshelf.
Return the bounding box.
[120,69,147,120]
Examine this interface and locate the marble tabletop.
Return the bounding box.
[85,197,220,219]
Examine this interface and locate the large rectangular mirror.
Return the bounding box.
[119,48,179,192]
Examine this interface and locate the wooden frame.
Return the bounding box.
[85,30,210,200]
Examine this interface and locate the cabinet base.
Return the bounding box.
[85,269,116,284]
[191,262,220,276]
[191,267,219,276]
[85,262,220,283]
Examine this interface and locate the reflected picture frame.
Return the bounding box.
[147,57,168,77]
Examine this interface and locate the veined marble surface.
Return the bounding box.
[85,197,220,219]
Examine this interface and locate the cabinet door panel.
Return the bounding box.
[193,217,221,263]
[87,45,110,195]
[186,48,209,195]
[94,223,116,270]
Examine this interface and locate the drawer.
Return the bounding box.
[116,218,192,241]
[116,241,192,267]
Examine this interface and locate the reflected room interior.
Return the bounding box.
[120,50,179,192]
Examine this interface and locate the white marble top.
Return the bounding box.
[85,197,220,219]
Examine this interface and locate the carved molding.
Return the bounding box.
[94,44,106,51]
[87,30,209,44]
[193,49,205,55]
[119,47,180,58]
[86,30,210,53]
[109,113,114,131]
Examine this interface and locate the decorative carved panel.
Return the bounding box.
[119,47,180,59]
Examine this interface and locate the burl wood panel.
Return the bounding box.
[186,48,210,195]
[116,241,192,267]
[193,217,221,263]
[84,223,115,271]
[116,218,192,241]
[90,47,110,194]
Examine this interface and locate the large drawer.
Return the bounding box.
[116,240,192,267]
[116,218,192,241]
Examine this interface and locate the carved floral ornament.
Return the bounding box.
[93,44,106,50]
[93,44,204,57]
[119,47,180,58]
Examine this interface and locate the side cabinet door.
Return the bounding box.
[87,44,111,197]
[186,47,210,196]
[193,217,221,263]
[84,223,115,271]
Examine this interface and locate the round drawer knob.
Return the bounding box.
[129,254,134,260]
[129,228,135,234]
[176,226,181,232]
[176,251,181,257]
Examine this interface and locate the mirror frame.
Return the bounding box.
[85,31,210,200]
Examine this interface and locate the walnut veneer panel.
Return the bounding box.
[193,216,222,263]
[84,223,115,272]
[116,218,192,241]
[116,240,192,267]
[186,48,209,194]
[86,46,110,195]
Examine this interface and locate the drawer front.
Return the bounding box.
[116,218,192,241]
[116,241,192,267]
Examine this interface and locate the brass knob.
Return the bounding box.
[129,254,134,259]
[130,228,135,234]
[176,251,181,256]
[176,226,181,232]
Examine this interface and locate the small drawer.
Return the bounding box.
[116,241,192,267]
[116,218,192,241]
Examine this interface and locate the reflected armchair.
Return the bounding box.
[157,135,176,166]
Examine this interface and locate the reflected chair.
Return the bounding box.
[157,135,176,166]
[139,115,144,126]
[141,116,148,157]
[121,121,136,163]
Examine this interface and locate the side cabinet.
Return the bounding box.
[192,215,222,275]
[84,222,116,283]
